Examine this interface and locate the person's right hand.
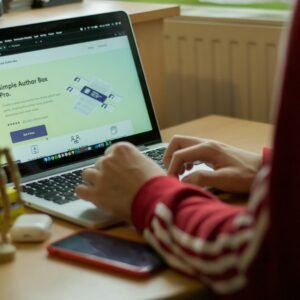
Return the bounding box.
[163,135,262,193]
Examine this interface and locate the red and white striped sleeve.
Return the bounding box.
[131,166,270,294]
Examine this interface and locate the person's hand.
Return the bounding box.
[75,142,166,222]
[163,135,262,193]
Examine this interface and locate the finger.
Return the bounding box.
[104,142,126,156]
[75,184,98,203]
[177,166,186,176]
[185,162,193,171]
[105,141,135,156]
[104,143,116,155]
[94,156,105,170]
[168,143,217,176]
[163,135,205,168]
[181,170,219,187]
[81,168,100,186]
[182,168,247,193]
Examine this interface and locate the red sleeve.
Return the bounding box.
[262,147,272,165]
[131,168,270,295]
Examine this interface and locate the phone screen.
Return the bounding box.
[48,230,165,275]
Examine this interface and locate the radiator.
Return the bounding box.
[164,16,283,126]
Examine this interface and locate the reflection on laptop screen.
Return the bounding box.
[0,13,157,174]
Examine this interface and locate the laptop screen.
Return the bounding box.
[0,12,161,177]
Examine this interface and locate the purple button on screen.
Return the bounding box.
[80,86,107,103]
[10,125,48,143]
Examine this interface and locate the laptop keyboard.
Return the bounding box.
[22,147,167,205]
[22,170,83,205]
[144,147,166,169]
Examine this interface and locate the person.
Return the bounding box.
[75,2,300,298]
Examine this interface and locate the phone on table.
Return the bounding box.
[47,230,166,277]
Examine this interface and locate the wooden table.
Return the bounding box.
[0,0,180,128]
[162,114,273,153]
[0,115,273,300]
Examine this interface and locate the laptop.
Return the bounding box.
[0,11,168,228]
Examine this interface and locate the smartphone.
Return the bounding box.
[47,230,165,277]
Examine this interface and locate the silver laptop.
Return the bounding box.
[0,12,167,228]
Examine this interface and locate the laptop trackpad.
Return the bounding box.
[80,207,111,221]
[63,200,118,227]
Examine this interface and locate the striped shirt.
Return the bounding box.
[132,163,270,297]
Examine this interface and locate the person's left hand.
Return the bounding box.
[75,142,166,222]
